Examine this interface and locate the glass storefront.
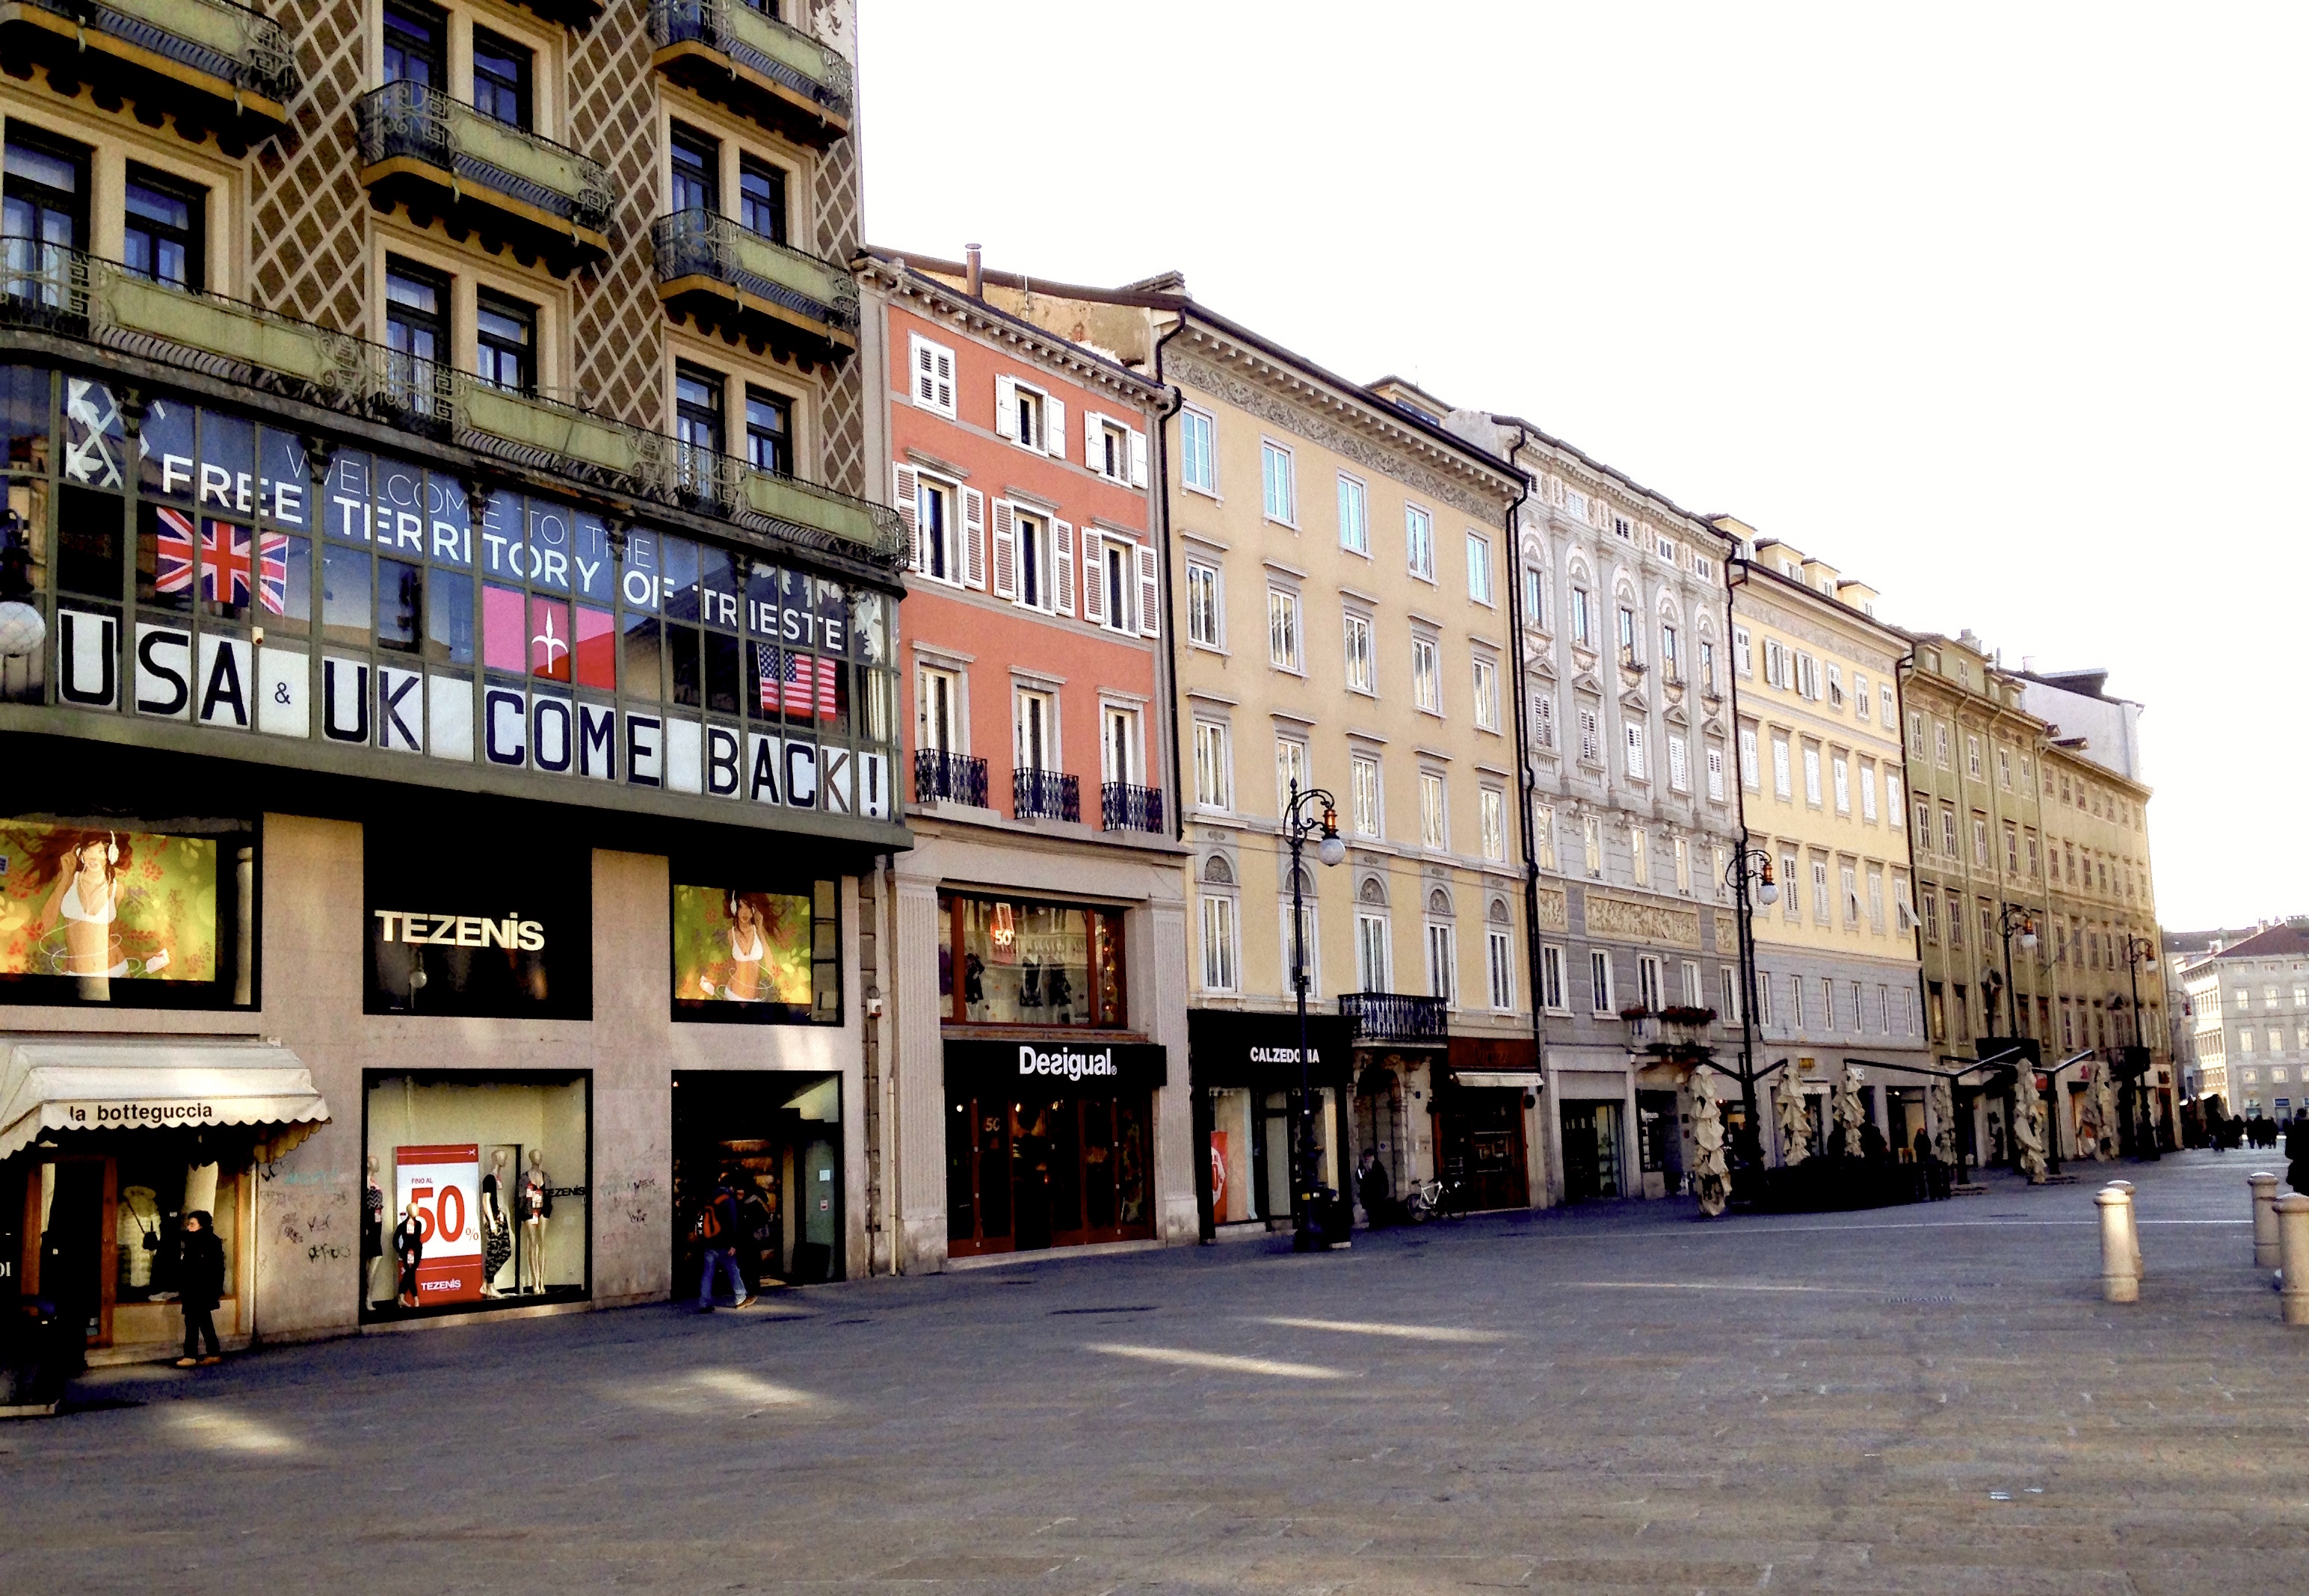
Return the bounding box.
[938,892,1125,1028]
[1207,1087,1337,1224]
[943,1038,1165,1258]
[1559,1100,1624,1201]
[670,1070,842,1292]
[1186,1011,1355,1236]
[361,1072,589,1320]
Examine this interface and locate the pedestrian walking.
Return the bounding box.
[173,1210,225,1367]
[1357,1149,1397,1228]
[695,1171,753,1313]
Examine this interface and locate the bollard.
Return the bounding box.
[2279,1195,2309,1326]
[2250,1174,2282,1271]
[2097,1188,2139,1304]
[2106,1180,2143,1278]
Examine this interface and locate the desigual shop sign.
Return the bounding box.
[943,1039,1168,1096]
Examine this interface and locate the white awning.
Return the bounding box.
[1453,1069,1544,1090]
[0,1037,329,1162]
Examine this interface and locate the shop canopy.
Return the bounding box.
[1450,1070,1544,1091]
[0,1037,330,1162]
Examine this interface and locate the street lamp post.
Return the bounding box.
[1283,780,1345,1251]
[2122,933,2161,1159]
[1722,847,1779,1171]
[1991,904,2047,1171]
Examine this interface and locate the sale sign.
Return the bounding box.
[395,1143,483,1304]
[1209,1132,1231,1224]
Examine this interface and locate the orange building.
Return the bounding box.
[857,253,1191,1272]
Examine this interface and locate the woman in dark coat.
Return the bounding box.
[2287,1113,2309,1196]
[173,1211,226,1367]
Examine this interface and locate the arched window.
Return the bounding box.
[1428,887,1453,917]
[1203,854,1234,887]
[1488,897,1511,925]
[1358,875,1387,907]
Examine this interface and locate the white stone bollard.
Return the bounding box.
[2279,1195,2309,1326]
[2250,1173,2282,1271]
[2097,1187,2139,1304]
[2106,1180,2143,1278]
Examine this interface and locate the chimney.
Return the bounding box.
[964,242,983,298]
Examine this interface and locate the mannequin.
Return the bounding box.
[479,1148,512,1296]
[362,1154,387,1307]
[392,1199,425,1309]
[519,1148,550,1293]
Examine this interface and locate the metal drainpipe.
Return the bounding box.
[1495,428,1545,1189]
[1890,642,1937,1146]
[1724,557,1766,1168]
[1150,310,1190,842]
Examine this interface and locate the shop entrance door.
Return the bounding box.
[1439,1091,1527,1211]
[35,1159,111,1346]
[670,1071,842,1296]
[946,1091,1156,1257]
[1559,1100,1623,1202]
[1636,1090,1680,1192]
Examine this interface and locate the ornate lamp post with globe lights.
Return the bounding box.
[1282,780,1345,1250]
[1721,846,1779,1171]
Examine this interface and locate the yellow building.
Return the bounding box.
[1725,529,1931,1158]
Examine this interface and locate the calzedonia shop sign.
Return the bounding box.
[943,1039,1168,1096]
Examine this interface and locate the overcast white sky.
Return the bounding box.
[855,1,2307,931]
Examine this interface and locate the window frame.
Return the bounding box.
[1179,406,1218,496]
[1260,439,1296,526]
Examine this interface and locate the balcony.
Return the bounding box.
[652,210,856,369]
[913,750,986,808]
[648,0,852,149]
[1101,781,1165,835]
[0,0,297,145]
[356,82,615,275]
[0,244,905,567]
[1338,992,1451,1047]
[1014,767,1080,824]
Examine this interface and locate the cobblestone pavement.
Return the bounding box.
[4,1150,2304,1594]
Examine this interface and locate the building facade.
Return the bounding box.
[1727,533,1933,1160]
[856,253,1192,1273]
[0,0,903,1364]
[2174,926,2309,1121]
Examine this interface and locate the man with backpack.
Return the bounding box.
[695,1172,753,1313]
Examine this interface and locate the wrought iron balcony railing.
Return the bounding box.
[1014,767,1080,824]
[1100,781,1164,834]
[0,243,905,567]
[913,749,987,807]
[356,81,616,240]
[648,0,853,141]
[1338,992,1452,1044]
[650,209,857,348]
[3,0,298,121]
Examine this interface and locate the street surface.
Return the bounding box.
[4,1151,2302,1594]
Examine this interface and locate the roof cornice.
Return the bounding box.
[857,254,1170,407]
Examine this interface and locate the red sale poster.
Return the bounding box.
[395,1143,483,1304]
[1209,1132,1230,1223]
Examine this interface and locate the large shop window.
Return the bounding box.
[938,892,1125,1029]
[0,367,899,825]
[365,827,588,1018]
[362,1072,590,1321]
[943,1041,1165,1258]
[671,1070,842,1290]
[671,875,839,1023]
[0,814,256,1009]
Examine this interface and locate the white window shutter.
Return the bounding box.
[891,463,919,571]
[1083,407,1100,470]
[991,499,1017,600]
[912,336,955,415]
[961,488,987,590]
[1136,542,1160,637]
[1053,519,1074,616]
[994,374,1017,441]
[1080,528,1105,624]
[1044,397,1066,459]
[1127,425,1148,488]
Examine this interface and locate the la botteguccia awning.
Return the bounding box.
[0,1037,330,1162]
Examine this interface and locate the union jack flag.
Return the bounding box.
[757,647,840,718]
[152,508,286,613]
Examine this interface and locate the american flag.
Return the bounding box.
[758,647,840,718]
[152,508,286,612]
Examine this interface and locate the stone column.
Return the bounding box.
[2279,1194,2309,1326]
[2250,1172,2282,1270]
[2096,1187,2139,1304]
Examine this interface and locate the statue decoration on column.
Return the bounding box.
[2012,1067,2049,1183]
[1929,1079,1958,1169]
[1774,1066,1810,1167]
[1692,1088,1731,1217]
[1833,1066,1866,1158]
[2091,1066,2122,1162]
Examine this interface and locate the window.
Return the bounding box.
[1618,605,1640,665]
[1803,744,1822,806]
[910,335,957,417]
[739,155,787,244]
[1412,637,1441,713]
[1660,624,1680,683]
[1967,735,1983,779]
[1419,772,1447,850]
[1757,973,1774,1029]
[1700,639,1717,694]
[1467,533,1494,603]
[383,256,447,404]
[1098,537,1143,635]
[1427,918,1456,1004]
[917,664,960,754]
[1180,407,1216,494]
[1405,505,1435,580]
[1668,736,1689,793]
[1720,965,1742,1023]
[1763,638,1788,688]
[1351,754,1382,837]
[1841,863,1859,927]
[669,124,718,213]
[1811,857,1831,923]
[1186,560,1221,647]
[1534,804,1556,869]
[1734,625,1753,677]
[1096,416,1136,483]
[1637,955,1663,1011]
[1200,890,1239,993]
[1881,685,1896,727]
[1266,587,1302,671]
[1939,805,1958,856]
[1631,826,1649,886]
[1997,747,2013,789]
[1100,704,1141,786]
[1922,890,1940,940]
[674,361,724,463]
[1479,787,1505,861]
[1796,653,1820,700]
[1570,587,1594,649]
[1488,927,1515,1011]
[1590,949,1614,1014]
[1674,836,1691,892]
[1523,564,1547,629]
[1584,816,1603,878]
[382,0,446,85]
[1193,721,1230,808]
[999,378,1046,451]
[1860,762,1878,823]
[123,164,203,290]
[1772,735,1792,800]
[1274,736,1309,815]
[1471,658,1500,730]
[1972,814,1989,866]
[1338,475,1369,554]
[1854,672,1871,721]
[1356,907,1391,991]
[1831,752,1849,814]
[1578,707,1601,765]
[1739,727,1760,790]
[1343,611,1375,694]
[1946,892,1964,948]
[1624,722,1647,781]
[2003,821,2020,874]
[1935,723,1952,768]
[470,28,531,128]
[1261,440,1295,524]
[745,386,792,476]
[474,290,535,394]
[1014,687,1055,773]
[1707,745,1726,802]
[1827,662,1844,709]
[1541,945,1567,1010]
[1888,771,1904,828]
[1779,851,1799,920]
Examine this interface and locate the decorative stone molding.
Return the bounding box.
[1586,891,1702,949]
[1536,884,1570,932]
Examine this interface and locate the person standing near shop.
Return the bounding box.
[2287,1112,2309,1197]
[173,1211,225,1368]
[695,1173,752,1313]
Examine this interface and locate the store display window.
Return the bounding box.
[670,1070,842,1289]
[361,1071,590,1321]
[670,876,839,1023]
[946,1090,1152,1257]
[1206,1086,1337,1224]
[0,813,256,1008]
[938,893,1125,1029]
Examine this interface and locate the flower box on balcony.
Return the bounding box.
[1659,1006,1718,1027]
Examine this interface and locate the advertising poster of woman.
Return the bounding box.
[672,886,811,1011]
[0,822,215,999]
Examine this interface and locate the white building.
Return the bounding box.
[2176,921,2309,1117]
